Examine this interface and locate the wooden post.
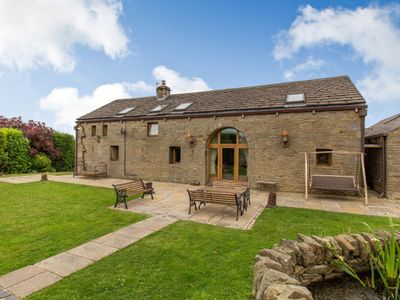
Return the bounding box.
[360,153,368,205]
[305,152,308,200]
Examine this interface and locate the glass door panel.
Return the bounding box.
[209,148,218,177]
[239,148,248,180]
[222,148,235,180]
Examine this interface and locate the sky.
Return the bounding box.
[1,0,399,133]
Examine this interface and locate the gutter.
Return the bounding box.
[76,103,367,124]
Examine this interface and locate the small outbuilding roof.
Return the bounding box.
[365,113,400,138]
[77,75,365,122]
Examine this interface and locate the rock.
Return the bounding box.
[296,242,315,267]
[255,269,299,300]
[272,245,298,266]
[351,234,369,262]
[280,240,302,264]
[297,234,325,264]
[294,265,305,276]
[322,236,342,262]
[264,284,313,300]
[334,234,357,259]
[305,264,336,275]
[253,256,284,296]
[300,273,323,285]
[258,249,295,275]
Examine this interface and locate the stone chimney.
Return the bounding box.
[156,80,171,100]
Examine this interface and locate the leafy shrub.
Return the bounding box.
[0,128,31,173]
[52,132,75,171]
[0,116,59,159]
[31,153,52,172]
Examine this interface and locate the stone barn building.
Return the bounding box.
[74,76,367,192]
[365,114,400,199]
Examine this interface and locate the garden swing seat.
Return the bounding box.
[310,175,357,192]
[305,151,368,205]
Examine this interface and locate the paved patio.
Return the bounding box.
[1,174,400,227]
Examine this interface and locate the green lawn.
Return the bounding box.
[28,207,398,300]
[0,181,146,275]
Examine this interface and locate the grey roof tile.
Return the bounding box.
[365,113,400,138]
[77,75,365,121]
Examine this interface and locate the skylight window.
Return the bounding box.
[174,102,192,111]
[117,107,135,114]
[286,93,305,102]
[150,104,168,112]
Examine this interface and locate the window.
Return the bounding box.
[110,146,119,161]
[174,102,192,111]
[286,93,305,102]
[316,149,332,166]
[102,125,108,136]
[147,123,159,136]
[150,104,168,112]
[117,107,135,115]
[91,125,96,137]
[169,147,181,164]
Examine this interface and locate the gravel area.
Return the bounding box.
[308,275,385,300]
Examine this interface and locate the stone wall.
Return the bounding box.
[386,128,400,199]
[76,109,363,192]
[253,230,400,300]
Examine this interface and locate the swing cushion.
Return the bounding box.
[311,175,357,191]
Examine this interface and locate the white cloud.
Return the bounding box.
[39,81,152,133]
[273,4,400,102]
[0,0,128,72]
[39,66,210,132]
[153,65,210,93]
[283,57,325,80]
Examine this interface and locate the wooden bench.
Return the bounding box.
[187,189,244,220]
[78,162,107,179]
[113,179,154,209]
[210,180,251,209]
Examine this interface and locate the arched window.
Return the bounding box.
[208,128,248,181]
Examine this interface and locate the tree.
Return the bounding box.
[0,116,59,159]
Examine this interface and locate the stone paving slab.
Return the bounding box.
[99,233,143,249]
[35,252,93,277]
[8,271,61,299]
[0,266,45,289]
[67,242,119,261]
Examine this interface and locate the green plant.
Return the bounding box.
[0,128,31,173]
[31,153,52,172]
[52,131,75,171]
[365,220,400,300]
[326,220,400,300]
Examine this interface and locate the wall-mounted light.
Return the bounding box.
[281,129,289,148]
[186,131,196,148]
[97,135,101,143]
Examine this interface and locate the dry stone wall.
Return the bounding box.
[253,230,400,300]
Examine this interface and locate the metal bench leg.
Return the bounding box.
[150,190,154,199]
[123,196,128,209]
[114,195,119,208]
[236,205,240,221]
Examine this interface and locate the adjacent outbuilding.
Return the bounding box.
[365,114,400,199]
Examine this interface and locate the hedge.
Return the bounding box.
[0,128,31,173]
[52,132,75,171]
